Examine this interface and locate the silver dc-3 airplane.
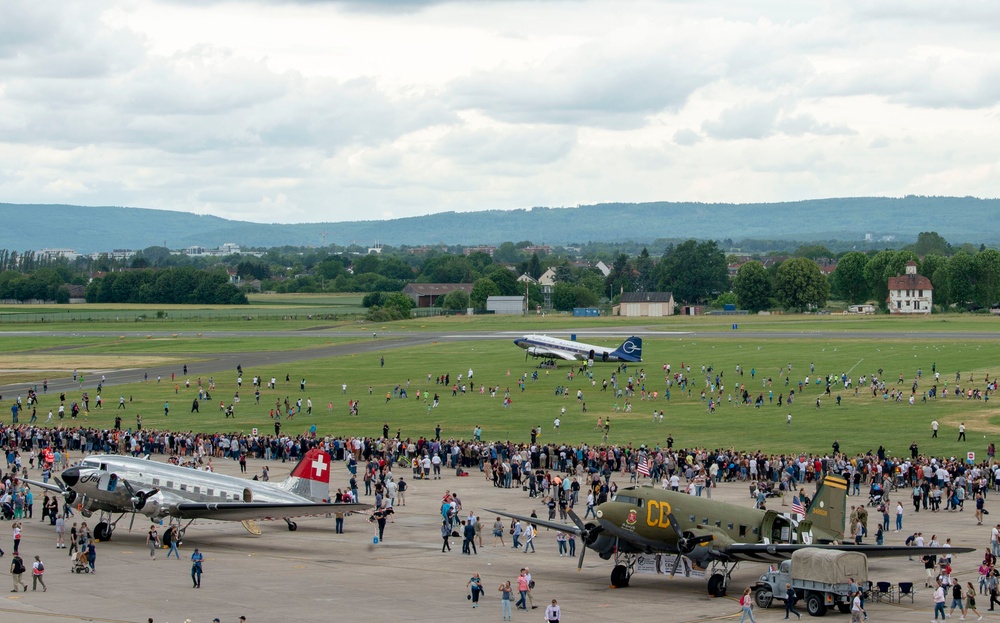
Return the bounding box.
[28,448,368,544]
[514,334,642,363]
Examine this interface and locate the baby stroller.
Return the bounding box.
[868,483,884,508]
[72,552,90,574]
[0,502,13,520]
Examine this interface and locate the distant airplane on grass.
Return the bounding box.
[514,334,642,363]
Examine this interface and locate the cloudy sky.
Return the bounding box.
[3,1,1000,224]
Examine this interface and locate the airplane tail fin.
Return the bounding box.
[611,336,642,362]
[806,474,848,542]
[280,448,333,502]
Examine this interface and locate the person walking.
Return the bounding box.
[850,590,865,623]
[949,580,967,620]
[492,517,506,547]
[30,556,45,592]
[739,587,757,623]
[55,515,65,549]
[9,553,27,592]
[441,520,452,552]
[515,569,529,611]
[466,572,483,608]
[523,523,536,553]
[86,539,96,574]
[545,599,561,623]
[190,548,204,588]
[166,526,181,559]
[934,579,948,622]
[499,580,513,621]
[784,583,802,619]
[147,525,159,560]
[966,582,984,621]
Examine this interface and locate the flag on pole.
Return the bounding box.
[637,455,650,477]
[792,496,805,516]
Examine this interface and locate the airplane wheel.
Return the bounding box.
[806,593,827,617]
[94,522,112,542]
[287,521,298,532]
[753,587,773,609]
[707,573,726,598]
[610,564,629,588]
[161,528,174,548]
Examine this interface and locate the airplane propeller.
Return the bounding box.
[567,509,597,571]
[664,512,714,577]
[51,476,77,505]
[122,479,159,531]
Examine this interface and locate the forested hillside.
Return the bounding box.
[2,196,997,252]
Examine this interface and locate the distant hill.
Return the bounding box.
[2,196,996,253]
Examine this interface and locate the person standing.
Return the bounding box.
[55,515,65,549]
[739,587,756,623]
[466,572,483,608]
[10,553,26,592]
[463,519,477,555]
[67,522,79,558]
[545,599,561,623]
[12,522,21,554]
[493,517,506,547]
[523,523,536,553]
[30,556,45,592]
[784,583,801,619]
[499,580,513,621]
[190,548,204,588]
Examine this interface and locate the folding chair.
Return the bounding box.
[875,581,895,603]
[897,582,915,603]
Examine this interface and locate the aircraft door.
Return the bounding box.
[243,488,253,503]
[589,349,596,361]
[98,473,118,493]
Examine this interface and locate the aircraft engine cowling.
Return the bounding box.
[684,543,713,566]
[590,533,617,558]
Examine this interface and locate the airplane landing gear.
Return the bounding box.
[610,551,636,588]
[707,560,738,597]
[285,519,298,531]
[94,521,113,542]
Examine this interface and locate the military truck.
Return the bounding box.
[752,548,868,616]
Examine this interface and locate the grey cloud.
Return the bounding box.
[672,128,702,146]
[701,100,782,140]
[434,125,577,169]
[448,49,711,130]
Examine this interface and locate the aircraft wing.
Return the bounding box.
[22,479,65,494]
[169,501,371,522]
[530,348,577,361]
[483,508,582,534]
[722,543,975,563]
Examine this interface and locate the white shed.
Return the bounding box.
[486,296,526,315]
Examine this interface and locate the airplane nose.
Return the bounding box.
[513,339,522,346]
[61,466,81,488]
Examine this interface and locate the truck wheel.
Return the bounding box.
[806,593,827,617]
[836,604,851,614]
[753,587,773,609]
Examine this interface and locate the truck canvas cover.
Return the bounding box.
[790,548,867,584]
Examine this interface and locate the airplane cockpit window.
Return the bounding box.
[81,459,100,469]
[613,494,641,506]
[99,463,108,471]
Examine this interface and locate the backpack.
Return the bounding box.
[12,558,24,574]
[36,561,44,572]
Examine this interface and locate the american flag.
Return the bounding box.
[637,455,650,477]
[792,496,806,516]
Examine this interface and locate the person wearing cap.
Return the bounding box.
[190,548,204,588]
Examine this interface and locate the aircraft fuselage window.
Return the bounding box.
[689,515,696,523]
[752,527,759,535]
[100,463,108,471]
[152,478,160,486]
[180,484,187,492]
[207,489,214,496]
[727,523,734,530]
[193,487,200,494]
[166,481,173,489]
[714,521,721,528]
[739,525,748,537]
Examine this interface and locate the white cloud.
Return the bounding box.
[1,0,1000,224]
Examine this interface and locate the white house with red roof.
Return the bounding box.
[887,261,933,314]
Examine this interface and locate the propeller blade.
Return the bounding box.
[54,476,67,491]
[129,512,136,532]
[669,553,683,577]
[665,512,684,541]
[122,479,137,496]
[576,545,586,571]
[567,509,587,534]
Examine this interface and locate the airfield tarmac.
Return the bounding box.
[3,454,992,623]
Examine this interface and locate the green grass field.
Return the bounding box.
[6,318,999,460]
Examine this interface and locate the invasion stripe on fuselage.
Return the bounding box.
[822,477,848,490]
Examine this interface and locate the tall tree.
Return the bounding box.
[657,240,728,304]
[974,249,1000,307]
[910,231,952,257]
[831,251,870,304]
[945,251,976,306]
[773,258,829,311]
[732,260,771,312]
[633,247,656,293]
[470,278,500,309]
[527,253,542,280]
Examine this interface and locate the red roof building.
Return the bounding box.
[887,261,933,314]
